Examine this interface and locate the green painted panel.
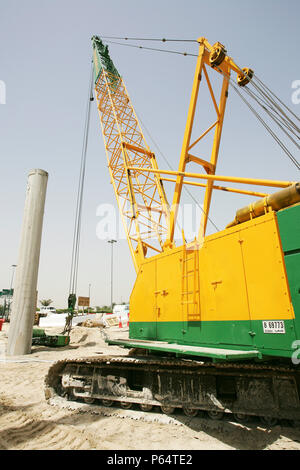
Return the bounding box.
[284,252,300,335]
[277,204,300,338]
[92,36,120,87]
[129,319,297,359]
[277,204,300,252]
[108,337,261,361]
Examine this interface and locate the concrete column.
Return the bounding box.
[7,169,48,356]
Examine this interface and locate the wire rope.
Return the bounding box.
[99,36,198,43]
[103,40,198,57]
[215,66,300,170]
[69,59,94,295]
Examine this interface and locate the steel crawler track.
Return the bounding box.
[44,354,300,426]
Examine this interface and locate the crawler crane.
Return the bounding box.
[45,36,300,425]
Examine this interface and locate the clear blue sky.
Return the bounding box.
[0,0,299,308]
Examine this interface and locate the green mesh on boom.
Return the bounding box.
[92,36,120,88]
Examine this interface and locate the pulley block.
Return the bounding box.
[209,42,227,67]
[237,67,254,87]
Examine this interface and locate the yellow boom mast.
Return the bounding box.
[166,37,257,246]
[92,36,170,272]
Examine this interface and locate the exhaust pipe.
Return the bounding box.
[226,182,300,228]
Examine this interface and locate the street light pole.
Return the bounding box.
[10,264,17,290]
[108,239,117,312]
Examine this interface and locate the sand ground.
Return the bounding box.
[1,320,300,451]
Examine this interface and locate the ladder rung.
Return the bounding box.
[183,252,198,258]
[182,249,200,309]
[181,297,199,301]
[182,272,194,278]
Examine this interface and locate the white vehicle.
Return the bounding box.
[113,304,129,323]
[39,306,56,316]
[113,304,129,315]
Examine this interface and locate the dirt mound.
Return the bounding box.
[68,326,105,347]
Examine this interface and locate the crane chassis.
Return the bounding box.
[45,36,300,426]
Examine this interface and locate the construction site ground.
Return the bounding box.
[1,320,300,451]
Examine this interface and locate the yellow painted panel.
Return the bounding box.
[239,213,293,320]
[199,231,251,322]
[130,212,294,324]
[130,259,157,323]
[156,250,183,323]
[130,247,184,323]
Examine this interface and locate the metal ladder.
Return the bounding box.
[181,244,201,322]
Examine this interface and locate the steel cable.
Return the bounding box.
[242,86,300,148]
[230,81,300,169]
[250,79,300,134]
[102,40,198,58]
[69,59,94,295]
[254,74,300,123]
[99,36,198,43]
[243,85,300,139]
[214,66,300,170]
